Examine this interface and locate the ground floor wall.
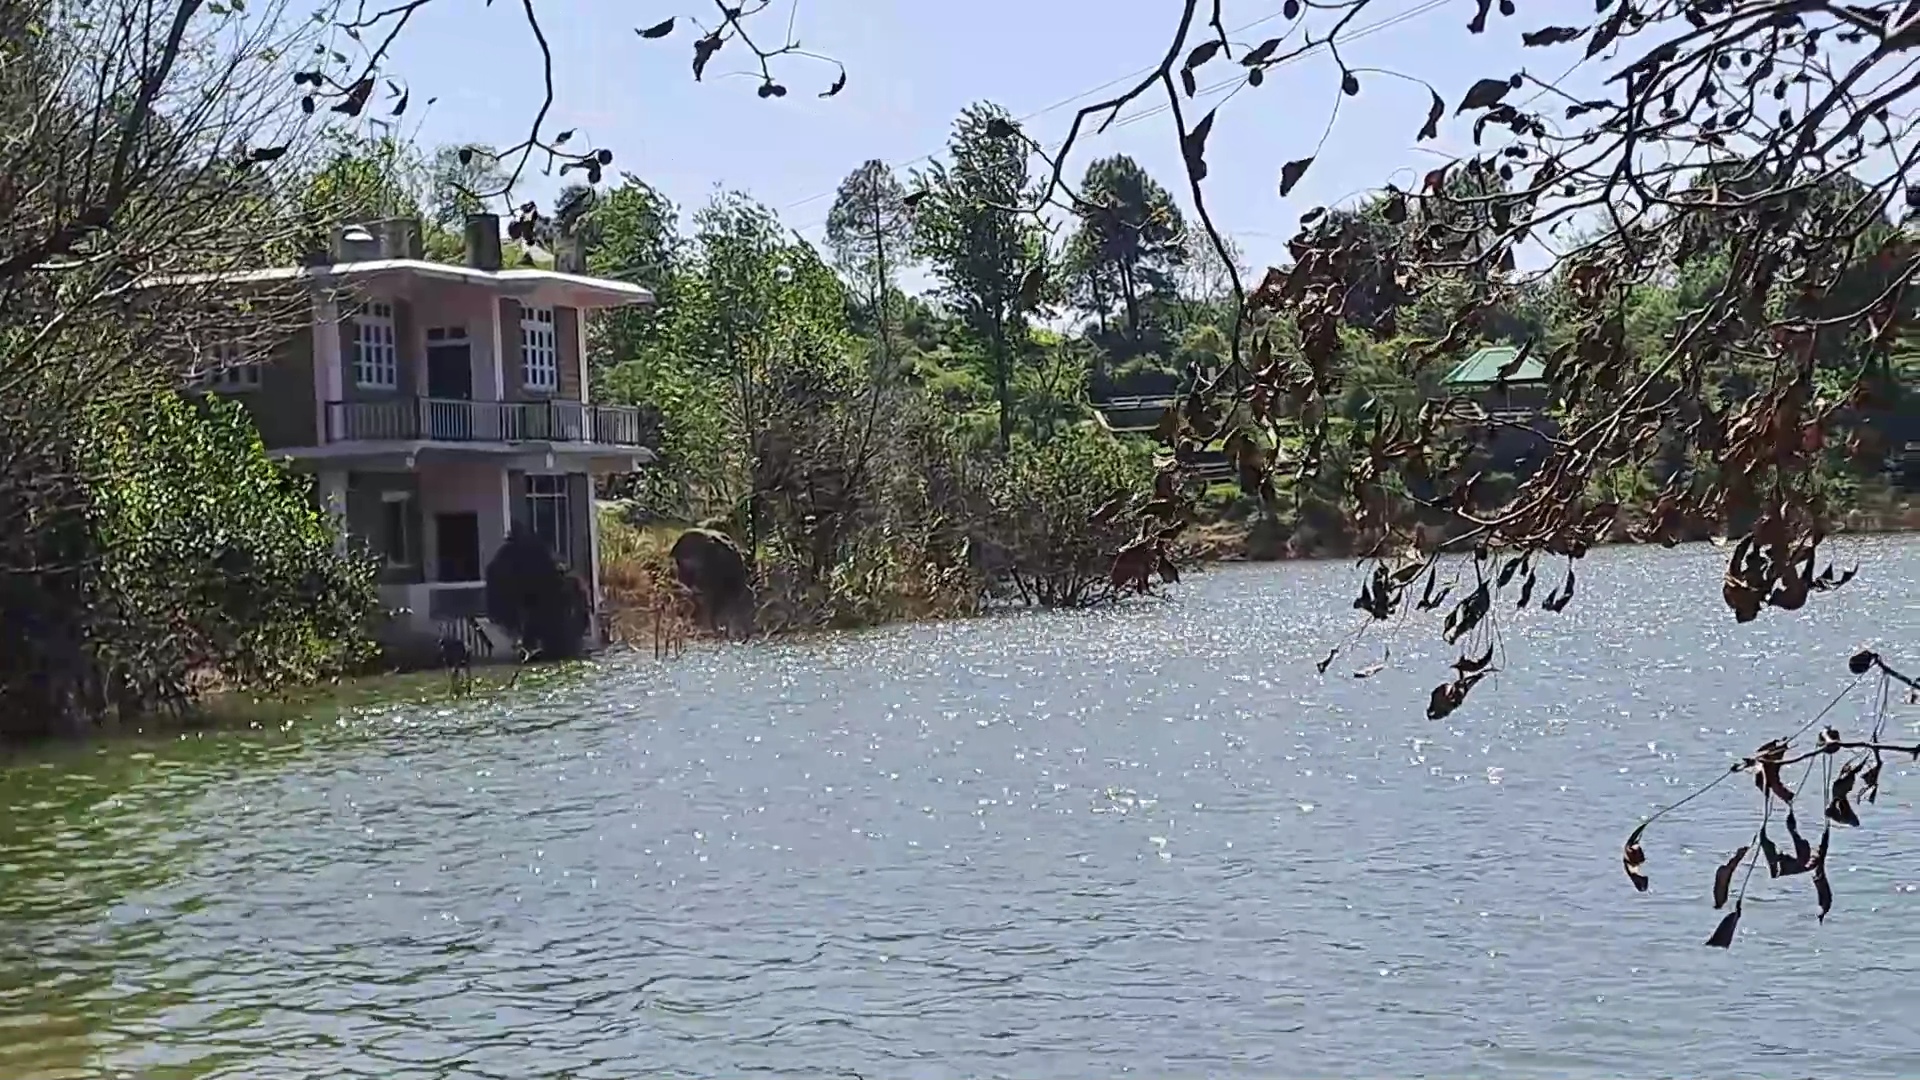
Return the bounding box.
[317,461,605,648]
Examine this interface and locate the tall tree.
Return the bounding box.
[914,102,1043,454]
[1064,154,1185,357]
[824,160,918,532]
[825,159,916,379]
[673,192,854,554]
[580,175,682,391]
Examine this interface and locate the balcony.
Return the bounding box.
[324,398,646,446]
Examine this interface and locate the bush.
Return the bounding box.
[984,426,1154,608]
[485,525,591,660]
[0,390,381,739]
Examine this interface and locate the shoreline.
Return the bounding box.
[8,514,1918,751]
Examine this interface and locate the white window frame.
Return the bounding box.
[379,489,415,569]
[523,473,571,566]
[191,342,262,393]
[354,301,398,390]
[520,306,557,392]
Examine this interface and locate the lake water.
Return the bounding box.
[3,540,1919,1079]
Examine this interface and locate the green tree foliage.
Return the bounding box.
[913,103,1046,454]
[426,143,508,230]
[82,394,381,696]
[1064,155,1185,362]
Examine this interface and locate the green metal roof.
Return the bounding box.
[1442,345,1547,386]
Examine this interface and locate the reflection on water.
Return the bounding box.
[3,539,1919,1079]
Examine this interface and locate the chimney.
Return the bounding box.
[464,212,502,272]
[329,223,380,264]
[553,234,586,275]
[373,216,423,260]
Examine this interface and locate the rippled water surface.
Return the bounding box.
[5,540,1920,1079]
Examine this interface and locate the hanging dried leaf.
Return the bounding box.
[1456,77,1514,113]
[638,16,675,38]
[1453,644,1495,674]
[1316,647,1339,675]
[1184,39,1222,76]
[1522,25,1586,46]
[821,70,847,98]
[1623,822,1649,891]
[1704,903,1742,948]
[1181,109,1219,183]
[1279,156,1315,197]
[1418,88,1444,140]
[1712,845,1747,909]
[692,33,722,80]
[1758,824,1781,877]
[1827,761,1862,826]
[1813,824,1833,921]
[1017,264,1047,310]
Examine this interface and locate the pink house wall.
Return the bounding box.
[419,461,509,582]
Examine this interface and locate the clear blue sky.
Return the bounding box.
[384,0,1569,280]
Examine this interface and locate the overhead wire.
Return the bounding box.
[788,0,1453,238]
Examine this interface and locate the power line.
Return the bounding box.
[791,0,1450,236]
[779,6,1292,217]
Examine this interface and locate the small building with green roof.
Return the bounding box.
[1438,344,1550,419]
[1441,345,1547,389]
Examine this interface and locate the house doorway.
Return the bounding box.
[434,511,482,582]
[425,326,472,439]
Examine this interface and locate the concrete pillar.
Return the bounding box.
[318,470,349,556]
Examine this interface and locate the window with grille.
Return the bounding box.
[380,491,415,568]
[192,342,261,392]
[520,306,557,392]
[354,301,398,389]
[523,474,571,566]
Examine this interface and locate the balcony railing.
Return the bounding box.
[324,398,646,446]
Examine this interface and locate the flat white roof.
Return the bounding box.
[143,258,654,307]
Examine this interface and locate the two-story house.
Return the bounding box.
[180,213,654,649]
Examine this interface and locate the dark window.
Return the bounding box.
[435,512,482,582]
[380,494,414,567]
[523,474,571,567]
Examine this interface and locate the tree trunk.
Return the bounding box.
[990,312,1011,455]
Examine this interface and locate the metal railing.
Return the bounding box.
[324,397,646,446]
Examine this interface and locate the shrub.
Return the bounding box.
[984,426,1154,608]
[485,525,591,660]
[0,390,381,739]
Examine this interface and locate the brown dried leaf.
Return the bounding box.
[1183,109,1218,182]
[1279,156,1315,197]
[692,32,722,80]
[1017,264,1047,311]
[1623,822,1648,892]
[1813,824,1833,921]
[1184,39,1222,74]
[1704,902,1742,948]
[1316,647,1339,675]
[1453,644,1495,674]
[1522,25,1586,46]
[1418,88,1444,140]
[1758,824,1780,877]
[1712,845,1747,909]
[638,16,675,38]
[1456,76,1513,113]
